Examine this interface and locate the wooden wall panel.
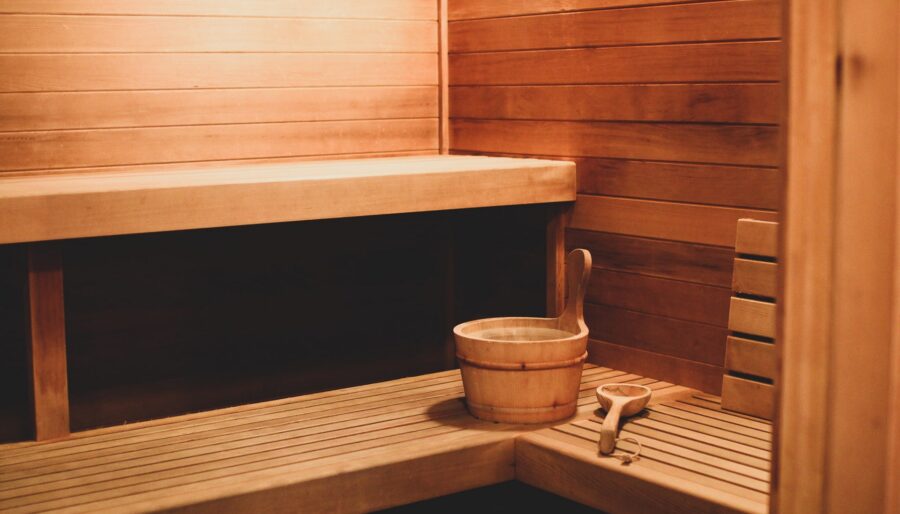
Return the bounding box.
[0,87,437,132]
[0,2,440,173]
[0,119,438,172]
[450,0,781,52]
[0,17,436,53]
[0,0,445,438]
[449,0,783,393]
[450,42,781,85]
[451,84,781,124]
[0,1,438,19]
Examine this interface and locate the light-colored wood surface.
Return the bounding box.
[0,1,438,18]
[454,249,590,423]
[518,392,772,514]
[0,365,696,513]
[722,219,778,420]
[735,219,778,258]
[0,1,440,175]
[448,0,783,395]
[0,155,575,244]
[25,245,69,441]
[733,259,778,299]
[729,298,776,339]
[725,336,776,379]
[779,1,899,512]
[722,375,774,420]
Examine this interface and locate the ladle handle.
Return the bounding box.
[559,249,592,332]
[599,403,622,455]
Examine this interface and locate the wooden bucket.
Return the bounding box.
[453,249,592,424]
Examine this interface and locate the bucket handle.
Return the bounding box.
[558,248,592,332]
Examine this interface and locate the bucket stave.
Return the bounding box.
[454,249,592,424]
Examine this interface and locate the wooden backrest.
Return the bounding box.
[721,218,778,419]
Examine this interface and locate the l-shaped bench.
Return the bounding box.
[0,155,772,513]
[0,364,771,514]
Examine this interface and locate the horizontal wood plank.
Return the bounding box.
[451,120,780,166]
[0,119,438,172]
[735,218,779,257]
[0,0,438,19]
[588,339,724,394]
[0,87,437,132]
[566,229,735,286]
[728,297,776,338]
[585,303,729,365]
[517,433,766,514]
[0,156,575,243]
[450,83,781,124]
[0,53,438,93]
[575,158,781,209]
[0,16,437,53]
[450,0,781,52]
[586,269,732,326]
[721,375,774,420]
[450,0,719,21]
[733,258,778,298]
[570,196,779,247]
[449,41,782,85]
[725,336,776,379]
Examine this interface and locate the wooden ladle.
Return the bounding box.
[596,383,652,455]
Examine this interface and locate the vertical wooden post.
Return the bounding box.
[779,0,898,512]
[546,205,569,317]
[26,243,70,441]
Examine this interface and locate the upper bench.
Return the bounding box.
[0,155,575,244]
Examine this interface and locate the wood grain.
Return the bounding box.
[728,297,776,339]
[735,218,778,257]
[450,0,731,21]
[0,0,438,19]
[450,0,781,52]
[0,87,437,132]
[451,120,779,167]
[732,258,777,298]
[0,53,438,93]
[570,196,778,247]
[725,336,776,379]
[0,119,438,172]
[588,340,724,394]
[575,158,780,209]
[585,303,729,365]
[0,16,437,53]
[0,156,574,243]
[586,269,732,326]
[26,244,69,441]
[566,229,734,287]
[721,375,774,419]
[450,83,781,124]
[450,42,782,85]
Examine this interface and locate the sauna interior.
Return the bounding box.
[0,1,898,513]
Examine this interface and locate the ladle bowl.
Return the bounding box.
[596,383,652,454]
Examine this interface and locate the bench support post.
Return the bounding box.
[26,243,70,441]
[546,204,571,317]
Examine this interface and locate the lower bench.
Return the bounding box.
[0,365,770,514]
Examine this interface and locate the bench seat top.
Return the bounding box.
[0,155,575,244]
[0,365,772,514]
